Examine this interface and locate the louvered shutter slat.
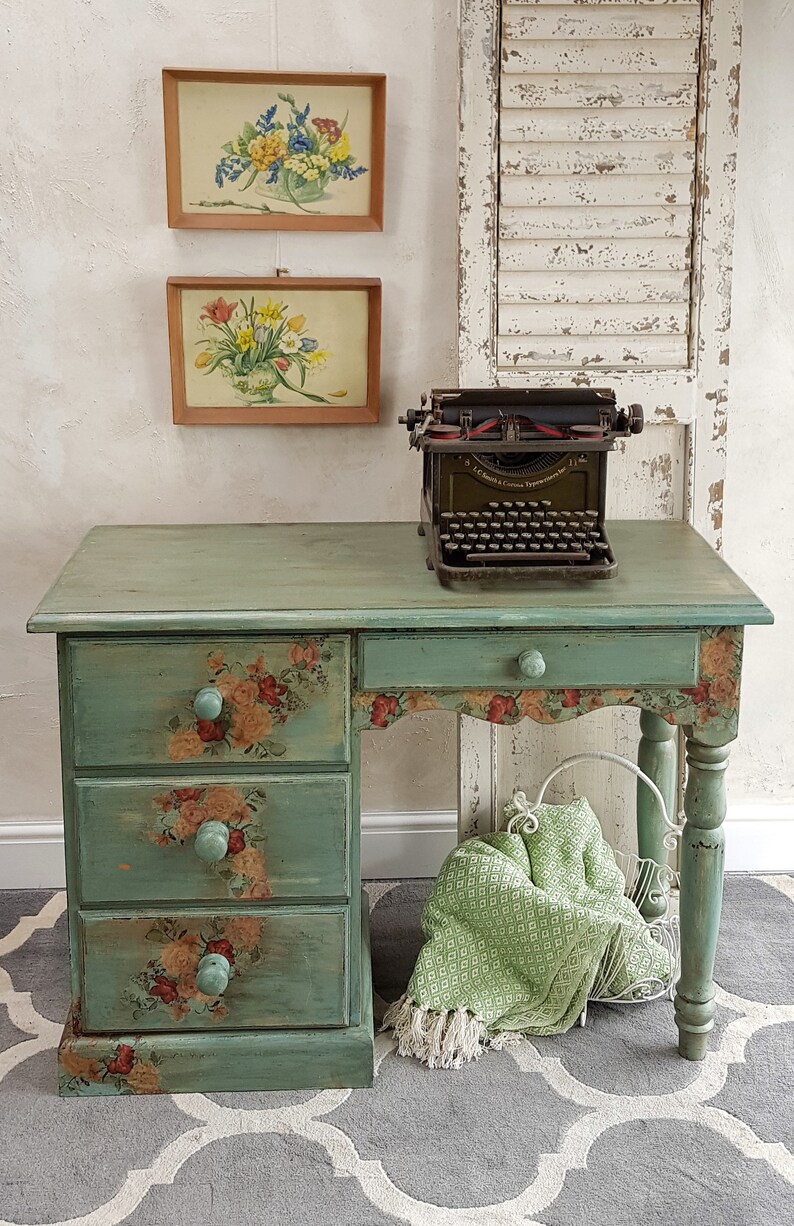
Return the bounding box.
[499,269,691,304]
[497,0,702,372]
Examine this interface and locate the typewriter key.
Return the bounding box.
[441,511,454,520]
[515,501,526,509]
[540,500,552,508]
[529,542,540,552]
[488,501,499,509]
[508,510,520,520]
[494,531,506,541]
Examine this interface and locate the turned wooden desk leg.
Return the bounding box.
[636,710,677,920]
[674,734,730,1061]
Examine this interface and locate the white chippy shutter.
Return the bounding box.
[497,0,701,372]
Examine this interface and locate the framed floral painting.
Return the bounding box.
[163,69,385,231]
[167,276,381,425]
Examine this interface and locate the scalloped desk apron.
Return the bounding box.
[383,797,672,1068]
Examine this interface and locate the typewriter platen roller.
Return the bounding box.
[401,387,643,585]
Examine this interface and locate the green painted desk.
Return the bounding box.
[29,521,772,1095]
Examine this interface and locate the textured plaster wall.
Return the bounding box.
[1,0,458,823]
[2,1,791,830]
[723,0,794,804]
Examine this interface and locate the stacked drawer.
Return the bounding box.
[65,634,352,1035]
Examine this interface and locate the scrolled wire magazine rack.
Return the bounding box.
[503,750,682,1025]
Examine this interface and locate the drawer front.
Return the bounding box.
[76,774,349,905]
[68,635,349,768]
[359,630,700,690]
[80,907,348,1032]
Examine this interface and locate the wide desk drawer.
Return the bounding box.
[68,635,349,768]
[75,774,349,905]
[79,907,348,1032]
[358,630,700,690]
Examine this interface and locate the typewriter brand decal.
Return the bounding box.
[166,641,331,762]
[468,454,582,491]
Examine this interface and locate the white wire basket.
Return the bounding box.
[502,751,682,1024]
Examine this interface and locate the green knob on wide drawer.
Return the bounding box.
[196,953,230,997]
[194,686,223,721]
[194,820,229,864]
[518,649,546,680]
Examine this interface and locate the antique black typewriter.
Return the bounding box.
[401,387,643,584]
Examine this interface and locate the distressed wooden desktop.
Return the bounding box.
[28,521,771,1095]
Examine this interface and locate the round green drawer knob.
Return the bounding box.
[196,953,230,997]
[194,686,223,721]
[194,820,230,864]
[517,649,546,680]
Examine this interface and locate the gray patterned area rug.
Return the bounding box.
[1,878,793,1226]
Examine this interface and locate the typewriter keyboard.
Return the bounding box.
[439,502,609,567]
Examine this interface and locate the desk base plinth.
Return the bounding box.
[57,906,375,1097]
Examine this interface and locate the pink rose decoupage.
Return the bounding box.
[166,640,331,762]
[354,628,742,739]
[148,785,272,899]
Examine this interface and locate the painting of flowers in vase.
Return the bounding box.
[163,70,385,231]
[168,277,381,425]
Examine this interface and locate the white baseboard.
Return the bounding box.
[1,804,791,889]
[724,803,794,874]
[0,822,67,889]
[361,810,458,879]
[0,812,460,889]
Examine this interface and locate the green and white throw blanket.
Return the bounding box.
[383,797,672,1068]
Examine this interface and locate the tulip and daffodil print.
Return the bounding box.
[194,297,347,406]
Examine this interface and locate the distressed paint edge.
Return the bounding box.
[458,0,500,383]
[690,0,743,548]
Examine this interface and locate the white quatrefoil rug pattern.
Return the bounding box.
[1,877,792,1226]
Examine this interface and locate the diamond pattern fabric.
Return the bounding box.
[387,798,671,1060]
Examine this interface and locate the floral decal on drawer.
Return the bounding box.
[167,641,330,762]
[60,1039,163,1096]
[354,629,742,739]
[122,916,265,1024]
[149,785,272,900]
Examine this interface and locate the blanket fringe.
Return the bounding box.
[382,994,490,1069]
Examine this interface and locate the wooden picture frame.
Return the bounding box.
[163,69,386,231]
[167,277,381,425]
